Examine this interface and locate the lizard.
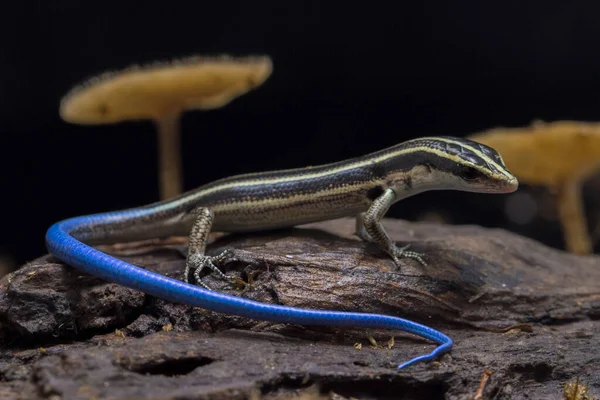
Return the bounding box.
[45,136,518,369]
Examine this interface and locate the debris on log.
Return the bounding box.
[0,218,598,399]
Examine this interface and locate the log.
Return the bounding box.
[0,218,598,399]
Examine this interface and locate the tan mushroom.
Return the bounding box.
[60,55,273,199]
[468,120,600,254]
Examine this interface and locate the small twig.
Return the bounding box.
[480,323,534,333]
[474,370,492,400]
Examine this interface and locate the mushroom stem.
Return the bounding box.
[155,112,183,200]
[555,180,592,255]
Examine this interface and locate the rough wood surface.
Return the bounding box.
[0,218,598,399]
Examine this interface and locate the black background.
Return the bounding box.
[2,1,600,267]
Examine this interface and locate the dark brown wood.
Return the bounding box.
[0,218,598,399]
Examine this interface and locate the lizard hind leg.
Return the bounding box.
[183,206,231,290]
[355,212,373,242]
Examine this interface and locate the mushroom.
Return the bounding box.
[60,55,273,199]
[468,119,600,254]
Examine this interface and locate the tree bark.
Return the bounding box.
[1,218,598,399]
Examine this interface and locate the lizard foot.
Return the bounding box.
[391,244,427,267]
[185,249,233,290]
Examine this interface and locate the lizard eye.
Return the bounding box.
[458,166,481,181]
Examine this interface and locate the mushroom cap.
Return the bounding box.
[60,55,273,124]
[468,120,600,186]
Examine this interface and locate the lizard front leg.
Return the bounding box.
[184,207,231,289]
[360,188,426,267]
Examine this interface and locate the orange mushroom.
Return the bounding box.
[469,120,600,254]
[60,55,273,199]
